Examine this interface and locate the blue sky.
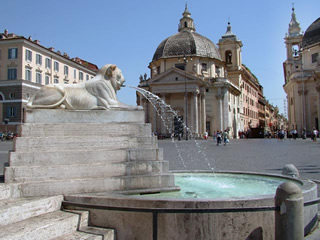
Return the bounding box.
[2,0,319,114]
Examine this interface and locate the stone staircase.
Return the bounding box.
[0,109,176,238]
[4,121,175,197]
[0,194,114,239]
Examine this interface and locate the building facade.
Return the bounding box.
[137,6,267,139]
[0,30,98,131]
[283,8,320,135]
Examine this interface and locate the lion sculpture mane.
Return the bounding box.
[27,64,140,110]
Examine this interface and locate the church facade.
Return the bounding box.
[283,8,320,135]
[137,6,265,139]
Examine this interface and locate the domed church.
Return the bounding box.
[138,5,264,139]
[283,7,320,135]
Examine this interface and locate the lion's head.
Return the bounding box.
[97,64,125,91]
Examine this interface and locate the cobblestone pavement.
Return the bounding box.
[159,138,320,182]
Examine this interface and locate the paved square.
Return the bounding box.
[159,138,320,182]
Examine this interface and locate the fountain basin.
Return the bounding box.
[64,171,318,240]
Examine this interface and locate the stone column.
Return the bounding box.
[193,91,199,136]
[152,102,157,134]
[298,87,308,133]
[199,94,202,134]
[160,94,167,135]
[216,91,223,131]
[316,85,320,129]
[201,93,206,134]
[143,99,148,123]
[184,93,189,139]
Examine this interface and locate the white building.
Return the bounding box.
[137,5,264,139]
[283,8,320,135]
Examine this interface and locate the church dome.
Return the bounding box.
[302,17,320,48]
[152,5,221,62]
[152,31,221,61]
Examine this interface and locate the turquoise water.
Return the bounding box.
[136,173,299,199]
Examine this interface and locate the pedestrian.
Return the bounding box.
[312,128,318,142]
[223,130,229,146]
[302,128,307,139]
[216,131,222,146]
[204,131,208,140]
[292,129,297,140]
[213,131,216,142]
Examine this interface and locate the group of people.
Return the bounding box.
[211,130,229,146]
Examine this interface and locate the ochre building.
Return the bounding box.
[0,30,98,132]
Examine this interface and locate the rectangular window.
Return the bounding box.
[45,58,51,69]
[45,75,50,85]
[6,106,16,117]
[79,72,83,81]
[8,48,18,59]
[36,72,42,84]
[74,69,77,79]
[312,53,319,63]
[201,63,207,71]
[175,63,185,71]
[54,61,59,72]
[8,68,17,80]
[25,69,32,81]
[36,54,42,65]
[25,49,32,62]
[86,74,89,81]
[64,66,69,76]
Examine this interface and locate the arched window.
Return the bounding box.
[225,51,232,64]
[184,22,188,28]
[0,92,4,101]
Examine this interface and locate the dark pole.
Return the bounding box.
[184,56,188,140]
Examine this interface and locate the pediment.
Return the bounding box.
[150,67,201,85]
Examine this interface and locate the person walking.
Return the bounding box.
[216,131,222,146]
[312,128,318,142]
[223,130,229,146]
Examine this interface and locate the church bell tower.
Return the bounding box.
[218,21,243,72]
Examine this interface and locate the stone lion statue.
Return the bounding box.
[27,64,141,110]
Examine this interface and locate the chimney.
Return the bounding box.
[4,29,8,35]
[49,47,55,51]
[34,40,40,44]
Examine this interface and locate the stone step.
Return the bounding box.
[54,210,115,240]
[0,210,79,240]
[25,109,145,124]
[0,195,63,226]
[0,183,11,200]
[0,183,22,200]
[14,136,157,152]
[15,174,175,197]
[5,161,169,183]
[9,148,163,167]
[52,231,104,240]
[19,122,152,137]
